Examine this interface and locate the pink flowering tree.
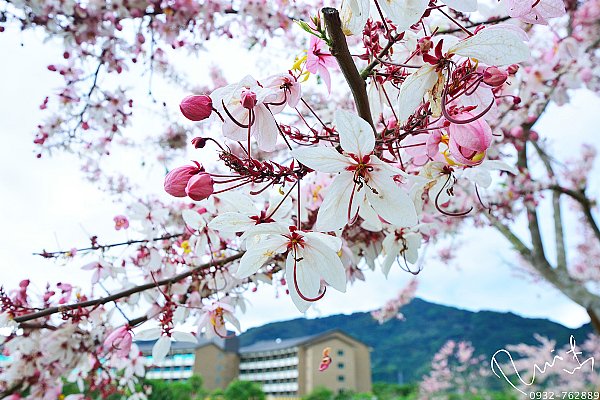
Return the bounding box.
[1,0,600,397]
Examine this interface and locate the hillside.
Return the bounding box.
[238,298,592,383]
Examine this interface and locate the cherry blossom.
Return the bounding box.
[293,110,418,231]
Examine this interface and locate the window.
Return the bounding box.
[337,375,345,382]
[337,349,344,356]
[338,362,344,369]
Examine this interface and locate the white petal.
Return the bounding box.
[224,313,242,333]
[235,237,287,279]
[335,110,375,156]
[292,146,350,173]
[152,336,171,363]
[381,234,402,277]
[135,328,161,341]
[341,0,370,35]
[304,231,342,253]
[285,254,311,312]
[397,65,438,123]
[208,212,255,232]
[449,27,530,66]
[462,167,493,188]
[482,160,519,175]
[303,233,347,293]
[442,0,477,12]
[315,172,361,232]
[358,203,383,232]
[292,250,322,298]
[378,0,429,31]
[147,249,162,272]
[182,209,204,230]
[171,331,198,344]
[366,173,418,227]
[254,105,278,152]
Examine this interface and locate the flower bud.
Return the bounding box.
[240,89,257,109]
[164,163,203,197]
[507,64,520,75]
[185,172,214,201]
[448,116,493,166]
[179,95,213,121]
[483,67,508,87]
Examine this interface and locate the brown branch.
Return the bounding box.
[551,185,600,243]
[360,33,402,80]
[322,7,374,129]
[437,15,511,34]
[532,141,567,271]
[13,252,244,323]
[35,233,184,257]
[518,137,547,266]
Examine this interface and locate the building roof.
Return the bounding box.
[238,329,364,354]
[135,329,366,356]
[136,334,239,354]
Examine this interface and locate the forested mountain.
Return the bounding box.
[239,298,592,383]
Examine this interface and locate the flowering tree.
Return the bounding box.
[1,0,600,398]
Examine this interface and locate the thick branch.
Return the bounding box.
[322,7,374,129]
[360,34,401,80]
[532,141,567,271]
[489,215,600,328]
[13,252,244,323]
[551,185,600,243]
[518,137,547,266]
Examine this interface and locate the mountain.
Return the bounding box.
[238,298,592,383]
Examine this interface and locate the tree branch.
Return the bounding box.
[322,7,374,129]
[518,137,548,267]
[13,252,244,323]
[551,185,600,243]
[34,233,184,257]
[532,141,567,271]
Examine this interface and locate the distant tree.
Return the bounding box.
[303,386,334,400]
[145,379,194,400]
[189,375,207,399]
[372,382,418,400]
[223,380,265,400]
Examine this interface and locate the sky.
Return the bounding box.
[0,25,599,334]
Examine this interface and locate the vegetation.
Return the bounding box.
[239,299,591,382]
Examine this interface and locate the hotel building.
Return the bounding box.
[136,329,372,397]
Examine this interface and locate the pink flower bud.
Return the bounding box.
[179,95,213,121]
[510,126,524,138]
[164,163,203,197]
[448,116,493,166]
[186,172,214,201]
[240,89,257,109]
[483,66,508,87]
[113,215,129,230]
[507,64,520,75]
[529,130,539,141]
[103,325,133,358]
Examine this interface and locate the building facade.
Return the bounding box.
[137,330,372,397]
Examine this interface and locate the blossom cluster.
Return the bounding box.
[3,0,600,398]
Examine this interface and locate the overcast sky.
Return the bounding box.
[1,26,598,333]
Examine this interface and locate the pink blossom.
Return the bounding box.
[103,325,133,358]
[306,36,337,93]
[164,162,203,197]
[185,172,214,201]
[483,66,508,87]
[113,215,129,230]
[179,95,213,121]
[448,115,493,166]
[506,0,566,25]
[240,89,257,109]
